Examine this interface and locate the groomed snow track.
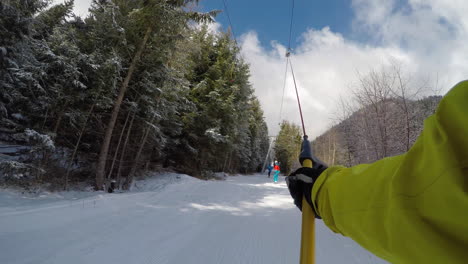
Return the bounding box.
[0,173,387,264]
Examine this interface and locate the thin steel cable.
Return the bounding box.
[278,58,289,123]
[278,0,296,128]
[262,0,298,168]
[220,0,247,67]
[287,0,295,50]
[289,57,307,136]
[221,0,238,45]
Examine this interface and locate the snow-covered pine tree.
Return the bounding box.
[273,121,302,174]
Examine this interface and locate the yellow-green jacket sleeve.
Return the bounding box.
[311,80,468,263]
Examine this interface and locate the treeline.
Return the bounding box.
[313,64,441,167]
[0,0,269,190]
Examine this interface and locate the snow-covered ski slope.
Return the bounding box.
[0,173,387,264]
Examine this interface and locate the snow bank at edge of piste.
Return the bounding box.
[0,185,99,208]
[0,172,199,207]
[130,172,199,192]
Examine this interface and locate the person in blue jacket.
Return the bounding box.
[266,163,273,178]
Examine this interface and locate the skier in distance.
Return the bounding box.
[273,161,281,183]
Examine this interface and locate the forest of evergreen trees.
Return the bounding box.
[0,0,270,190]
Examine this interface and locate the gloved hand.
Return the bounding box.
[286,162,327,218]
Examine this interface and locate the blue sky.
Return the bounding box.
[199,0,354,50]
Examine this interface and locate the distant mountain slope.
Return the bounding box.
[312,95,442,167]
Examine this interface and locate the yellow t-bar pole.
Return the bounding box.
[299,137,315,264]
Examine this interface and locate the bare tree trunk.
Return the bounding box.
[405,103,410,151]
[394,66,412,151]
[362,113,379,160]
[53,101,69,135]
[355,69,393,160]
[107,110,131,180]
[95,27,152,190]
[327,133,332,165]
[228,151,234,173]
[117,110,137,189]
[65,104,95,190]
[41,107,49,131]
[124,115,156,189]
[378,109,388,157]
[337,97,354,166]
[222,152,229,172]
[331,130,336,165]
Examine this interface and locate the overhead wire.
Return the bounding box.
[219,0,257,171]
[289,57,307,136]
[221,0,246,64]
[264,58,290,171]
[221,0,238,46]
[278,59,289,123]
[287,0,295,51]
[219,0,249,86]
[220,0,307,169]
[260,0,295,169]
[278,0,296,126]
[285,0,307,137]
[266,0,298,170]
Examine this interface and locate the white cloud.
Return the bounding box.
[206,21,222,35]
[52,0,92,17]
[241,0,468,138]
[73,0,92,17]
[352,0,468,87]
[240,28,410,138]
[191,21,223,36]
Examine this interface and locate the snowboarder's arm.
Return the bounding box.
[311,80,468,263]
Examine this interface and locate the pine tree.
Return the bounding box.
[273,121,302,174]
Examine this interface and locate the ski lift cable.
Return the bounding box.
[278,58,289,124]
[266,0,296,170]
[285,0,307,137]
[287,0,295,51]
[277,0,295,129]
[289,56,307,136]
[220,0,247,72]
[221,0,237,44]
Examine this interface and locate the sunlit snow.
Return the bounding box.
[0,173,387,264]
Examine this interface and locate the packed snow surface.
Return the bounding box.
[0,173,387,264]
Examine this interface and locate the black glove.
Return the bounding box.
[286,163,327,218]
